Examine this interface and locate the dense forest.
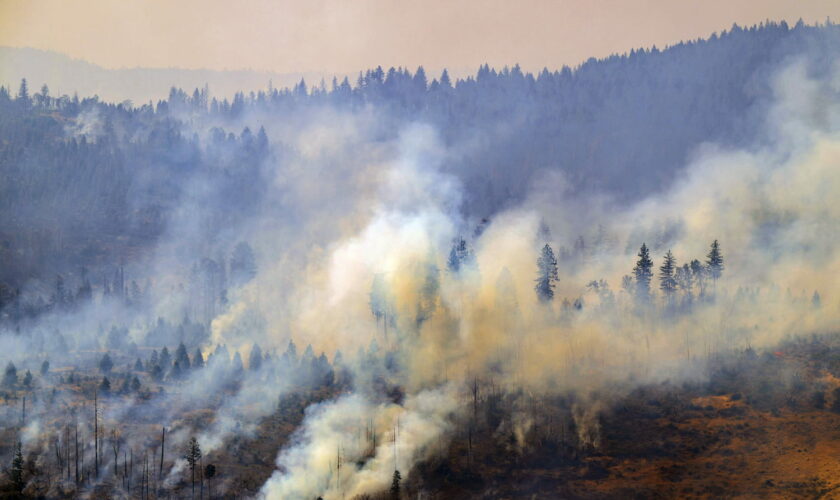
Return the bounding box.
[1,20,838,301]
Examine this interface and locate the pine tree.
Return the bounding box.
[690,259,707,298]
[249,344,263,371]
[390,469,402,499]
[99,353,114,374]
[184,437,202,499]
[675,263,694,306]
[416,257,440,327]
[232,352,244,372]
[4,361,17,387]
[706,240,724,282]
[16,78,29,104]
[204,463,216,499]
[159,347,171,370]
[175,342,191,370]
[10,440,24,492]
[659,250,677,298]
[535,244,559,302]
[192,348,204,369]
[633,243,654,300]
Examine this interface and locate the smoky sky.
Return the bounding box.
[1,0,839,74]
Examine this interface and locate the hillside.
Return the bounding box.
[1,21,837,297]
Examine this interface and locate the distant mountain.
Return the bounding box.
[0,46,328,103]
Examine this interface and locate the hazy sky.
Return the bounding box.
[2,0,839,74]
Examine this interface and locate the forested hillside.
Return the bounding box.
[0,20,837,305]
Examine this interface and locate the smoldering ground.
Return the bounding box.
[249,58,840,498]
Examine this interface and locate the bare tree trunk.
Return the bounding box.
[94,391,99,478]
[128,448,132,493]
[159,427,166,481]
[65,425,70,480]
[54,436,61,473]
[74,423,79,484]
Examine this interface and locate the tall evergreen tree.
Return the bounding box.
[184,437,202,499]
[99,353,114,374]
[3,361,17,387]
[159,347,171,373]
[10,440,24,492]
[416,257,440,327]
[192,348,204,369]
[689,259,707,298]
[675,263,694,304]
[390,469,402,499]
[16,78,29,104]
[535,244,559,302]
[659,250,677,298]
[175,342,191,370]
[249,344,263,371]
[706,240,724,282]
[633,243,654,300]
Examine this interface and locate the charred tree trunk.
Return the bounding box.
[94,391,99,478]
[159,427,166,481]
[74,423,79,484]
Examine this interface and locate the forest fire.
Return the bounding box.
[0,9,838,500]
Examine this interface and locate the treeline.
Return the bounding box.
[535,239,726,310]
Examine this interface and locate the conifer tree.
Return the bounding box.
[175,342,191,370]
[706,240,724,282]
[535,244,559,302]
[159,347,171,370]
[659,250,677,298]
[249,344,263,371]
[184,437,202,499]
[690,259,707,298]
[4,361,17,387]
[16,78,29,104]
[390,469,402,499]
[99,353,114,374]
[633,243,654,300]
[10,440,24,492]
[812,291,821,308]
[192,348,204,369]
